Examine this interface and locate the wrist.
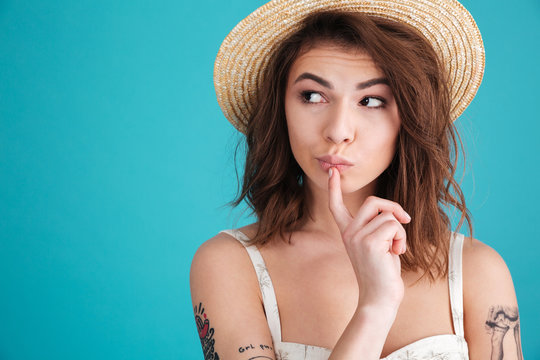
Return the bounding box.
[354,303,399,331]
[329,303,398,359]
[357,285,404,313]
[357,298,400,316]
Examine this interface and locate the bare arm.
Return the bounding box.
[463,238,523,360]
[190,234,276,360]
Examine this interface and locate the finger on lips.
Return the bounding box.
[328,167,353,232]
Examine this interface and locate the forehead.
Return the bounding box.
[288,44,382,79]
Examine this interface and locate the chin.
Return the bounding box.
[340,177,376,195]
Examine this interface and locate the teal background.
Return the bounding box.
[1,0,538,358]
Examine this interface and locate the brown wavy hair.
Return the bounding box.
[231,11,473,280]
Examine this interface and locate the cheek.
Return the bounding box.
[362,121,400,162]
[285,101,316,155]
[287,123,312,164]
[377,109,400,151]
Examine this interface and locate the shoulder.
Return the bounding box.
[461,236,522,359]
[190,228,259,296]
[461,236,516,302]
[191,230,247,268]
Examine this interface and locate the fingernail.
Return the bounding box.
[404,211,411,221]
[328,168,333,178]
[401,244,406,254]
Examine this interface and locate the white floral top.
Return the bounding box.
[221,230,469,360]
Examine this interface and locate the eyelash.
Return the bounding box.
[299,91,387,109]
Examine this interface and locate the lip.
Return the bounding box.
[316,155,354,173]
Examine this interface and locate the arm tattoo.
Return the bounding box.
[239,344,274,353]
[485,305,523,360]
[194,302,220,360]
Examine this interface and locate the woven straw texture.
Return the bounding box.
[214,0,485,133]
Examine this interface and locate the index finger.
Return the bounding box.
[328,167,353,233]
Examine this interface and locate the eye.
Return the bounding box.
[300,91,325,104]
[360,96,386,108]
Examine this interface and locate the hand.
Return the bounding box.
[328,167,411,310]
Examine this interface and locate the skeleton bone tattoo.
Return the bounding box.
[485,305,522,360]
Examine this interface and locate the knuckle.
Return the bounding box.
[386,199,402,212]
[379,220,397,232]
[373,213,398,227]
[363,232,376,245]
[342,227,355,242]
[388,198,400,207]
[363,235,379,252]
[379,212,397,222]
[365,195,379,206]
[381,220,406,238]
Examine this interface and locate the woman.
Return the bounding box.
[191,0,522,359]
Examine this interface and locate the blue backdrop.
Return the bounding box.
[1,0,539,359]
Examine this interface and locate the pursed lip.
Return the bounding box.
[316,155,354,172]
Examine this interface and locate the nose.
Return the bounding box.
[322,100,355,144]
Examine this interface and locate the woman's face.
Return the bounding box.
[284,44,401,195]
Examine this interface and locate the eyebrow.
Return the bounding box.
[294,72,389,90]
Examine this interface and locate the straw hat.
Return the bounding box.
[214,0,485,133]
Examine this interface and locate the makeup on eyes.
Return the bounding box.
[360,96,386,108]
[299,90,326,103]
[298,90,387,109]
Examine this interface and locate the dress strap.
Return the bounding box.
[448,232,465,337]
[219,229,283,343]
